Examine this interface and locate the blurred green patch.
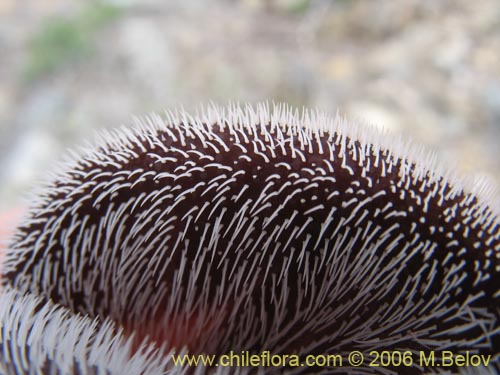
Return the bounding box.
[23,2,122,82]
[275,0,312,15]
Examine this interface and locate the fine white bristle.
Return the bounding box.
[1,102,499,374]
[0,286,173,375]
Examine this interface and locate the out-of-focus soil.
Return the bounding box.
[0,0,499,210]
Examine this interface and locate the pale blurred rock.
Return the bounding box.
[0,86,12,129]
[346,101,401,134]
[322,54,356,82]
[118,18,176,97]
[0,130,60,211]
[0,0,16,16]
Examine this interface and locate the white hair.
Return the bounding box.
[1,103,499,374]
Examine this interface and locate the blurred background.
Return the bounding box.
[0,0,499,211]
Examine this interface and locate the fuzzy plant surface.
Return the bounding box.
[0,103,499,375]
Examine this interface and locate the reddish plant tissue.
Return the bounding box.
[0,104,499,375]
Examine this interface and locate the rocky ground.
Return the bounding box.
[0,0,499,211]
